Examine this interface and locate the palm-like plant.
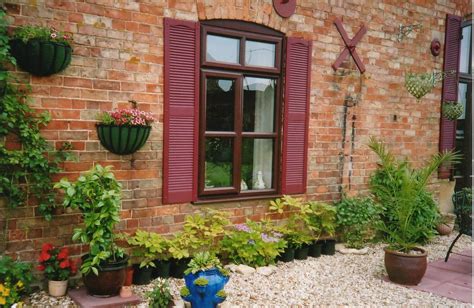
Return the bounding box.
[369,137,461,252]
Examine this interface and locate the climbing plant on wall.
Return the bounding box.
[0,9,74,221]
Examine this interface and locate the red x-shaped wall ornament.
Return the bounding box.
[332,18,367,73]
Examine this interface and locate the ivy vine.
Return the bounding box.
[0,8,74,221]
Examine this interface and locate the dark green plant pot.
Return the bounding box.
[322,239,336,255]
[132,264,153,285]
[10,39,72,76]
[279,247,295,262]
[152,259,171,278]
[96,125,152,155]
[170,258,190,279]
[308,241,323,258]
[294,246,309,260]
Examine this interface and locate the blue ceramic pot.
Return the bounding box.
[182,268,229,308]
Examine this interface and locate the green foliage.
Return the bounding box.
[336,196,381,249]
[182,209,231,253]
[220,220,285,267]
[307,201,337,237]
[96,111,114,125]
[184,252,226,275]
[122,230,169,268]
[12,25,73,45]
[54,164,124,275]
[180,286,190,297]
[216,289,227,298]
[168,231,200,260]
[205,162,231,187]
[0,9,16,73]
[146,278,173,308]
[193,277,209,286]
[369,137,461,252]
[0,256,34,306]
[0,79,74,221]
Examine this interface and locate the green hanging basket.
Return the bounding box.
[9,39,72,76]
[404,72,437,100]
[97,125,152,155]
[442,101,464,120]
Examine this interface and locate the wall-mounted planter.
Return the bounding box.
[96,125,151,155]
[9,39,72,76]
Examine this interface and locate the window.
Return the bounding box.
[454,20,472,189]
[199,23,283,199]
[163,18,312,205]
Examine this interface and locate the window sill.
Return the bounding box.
[193,193,282,205]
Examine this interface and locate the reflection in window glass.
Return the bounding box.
[206,78,235,131]
[245,40,276,67]
[243,77,275,132]
[206,35,240,64]
[205,138,233,188]
[241,138,273,190]
[458,83,467,120]
[455,82,468,177]
[459,25,471,74]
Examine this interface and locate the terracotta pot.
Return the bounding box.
[124,266,134,286]
[384,247,427,285]
[48,280,68,297]
[120,286,133,298]
[82,254,129,297]
[436,223,454,235]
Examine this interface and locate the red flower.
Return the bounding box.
[57,248,69,260]
[37,264,45,271]
[41,243,53,252]
[59,259,70,269]
[39,251,51,262]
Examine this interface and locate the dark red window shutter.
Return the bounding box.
[439,14,462,179]
[281,37,312,194]
[163,18,199,204]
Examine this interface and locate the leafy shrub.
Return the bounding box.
[336,196,381,248]
[54,164,124,275]
[369,137,460,251]
[146,278,173,308]
[220,220,285,267]
[184,252,227,276]
[122,230,169,268]
[0,256,33,306]
[168,231,200,260]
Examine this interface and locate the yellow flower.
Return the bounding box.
[0,295,6,305]
[0,283,4,293]
[15,281,23,289]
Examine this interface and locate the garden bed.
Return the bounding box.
[27,233,471,307]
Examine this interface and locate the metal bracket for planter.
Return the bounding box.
[332,18,367,74]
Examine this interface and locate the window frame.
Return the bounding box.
[198,22,284,201]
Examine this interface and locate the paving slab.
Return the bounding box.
[68,288,142,308]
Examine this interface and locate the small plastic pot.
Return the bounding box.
[132,264,153,285]
[308,241,323,258]
[294,245,309,260]
[279,247,295,262]
[152,259,171,278]
[321,239,336,255]
[170,258,191,279]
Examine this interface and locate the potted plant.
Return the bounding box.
[122,230,167,285]
[307,201,337,255]
[54,164,128,296]
[168,231,200,278]
[96,101,155,155]
[10,25,72,76]
[37,243,76,297]
[369,137,460,285]
[181,252,229,308]
[146,278,173,308]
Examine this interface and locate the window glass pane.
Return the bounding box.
[458,83,467,120]
[205,138,233,188]
[459,25,471,74]
[243,77,275,132]
[241,138,273,190]
[206,78,235,131]
[245,40,276,67]
[455,82,468,177]
[206,35,240,64]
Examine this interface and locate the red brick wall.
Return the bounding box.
[2,0,470,261]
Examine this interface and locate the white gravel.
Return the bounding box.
[28,233,472,307]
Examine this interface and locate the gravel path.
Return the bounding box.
[29,233,472,307]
